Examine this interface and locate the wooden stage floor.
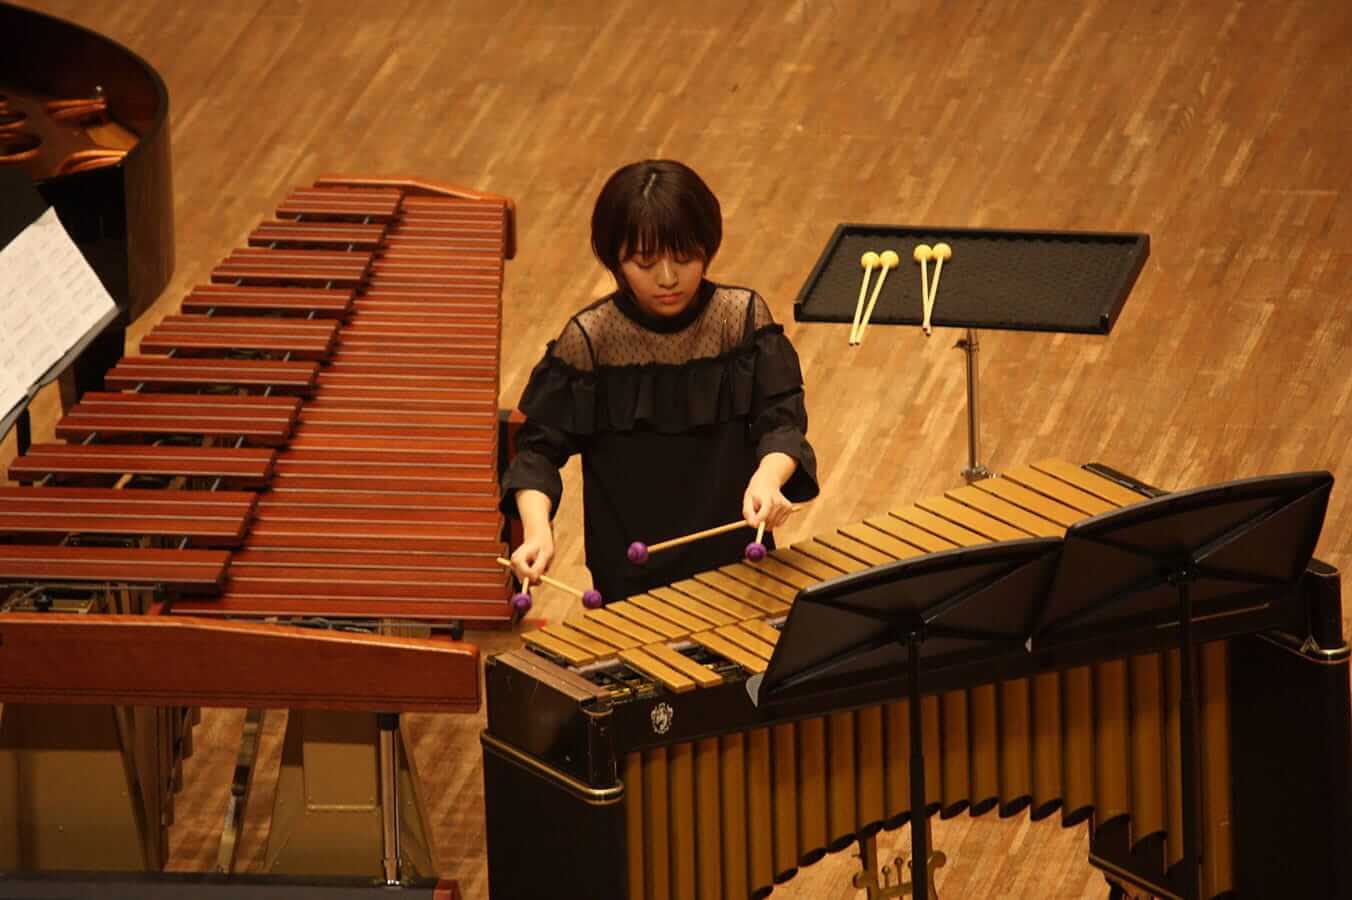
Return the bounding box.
[7,0,1351,896]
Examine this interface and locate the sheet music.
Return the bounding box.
[0,207,117,433]
[27,208,118,340]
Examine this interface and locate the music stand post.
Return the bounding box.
[1033,470,1333,899]
[749,539,1063,900]
[956,328,990,483]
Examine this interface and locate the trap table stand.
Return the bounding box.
[794,225,1150,483]
[955,328,987,482]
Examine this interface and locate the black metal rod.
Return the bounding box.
[908,633,929,900]
[1178,580,1201,900]
[16,407,31,456]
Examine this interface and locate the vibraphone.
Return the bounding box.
[1,177,516,878]
[482,460,1352,900]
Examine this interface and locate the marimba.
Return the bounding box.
[0,611,475,899]
[482,460,1352,900]
[1,176,516,879]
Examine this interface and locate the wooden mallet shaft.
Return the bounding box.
[646,519,749,554]
[849,252,881,344]
[914,244,934,333]
[855,250,901,344]
[646,505,801,556]
[926,242,952,334]
[496,557,583,599]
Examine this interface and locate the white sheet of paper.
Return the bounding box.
[28,208,117,339]
[0,207,118,434]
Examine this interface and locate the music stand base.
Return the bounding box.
[962,464,992,484]
[853,831,946,899]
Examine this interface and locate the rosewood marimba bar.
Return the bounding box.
[7,176,518,625]
[1,177,516,880]
[165,178,516,623]
[482,460,1352,900]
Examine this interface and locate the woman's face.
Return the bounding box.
[619,249,707,318]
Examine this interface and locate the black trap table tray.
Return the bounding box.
[794,224,1149,335]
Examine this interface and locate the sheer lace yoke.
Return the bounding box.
[517,283,800,435]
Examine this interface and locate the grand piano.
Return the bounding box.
[1,0,173,404]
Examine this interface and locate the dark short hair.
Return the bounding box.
[591,160,722,278]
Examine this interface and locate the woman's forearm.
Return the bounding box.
[515,488,554,536]
[753,451,798,488]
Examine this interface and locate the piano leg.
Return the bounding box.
[14,409,30,456]
[69,316,126,401]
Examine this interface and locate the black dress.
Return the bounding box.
[500,279,819,603]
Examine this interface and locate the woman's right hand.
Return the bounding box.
[510,528,555,588]
[511,489,555,587]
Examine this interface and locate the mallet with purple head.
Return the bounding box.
[497,556,603,610]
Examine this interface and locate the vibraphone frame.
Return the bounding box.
[481,462,1351,900]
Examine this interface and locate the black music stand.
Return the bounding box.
[748,538,1063,900]
[1031,471,1333,900]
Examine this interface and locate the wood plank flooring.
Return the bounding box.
[6,0,1351,896]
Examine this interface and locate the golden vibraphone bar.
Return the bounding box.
[1,177,517,882]
[481,460,1352,900]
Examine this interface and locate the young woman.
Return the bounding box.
[502,159,818,603]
